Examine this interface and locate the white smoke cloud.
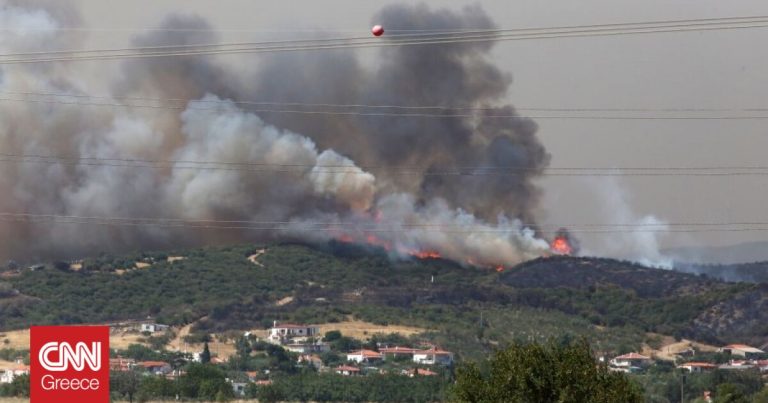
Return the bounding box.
[579,177,673,268]
[0,3,58,50]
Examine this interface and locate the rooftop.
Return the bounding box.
[680,362,717,368]
[614,353,651,361]
[723,344,765,353]
[138,361,169,368]
[348,349,383,358]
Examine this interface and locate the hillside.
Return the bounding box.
[0,242,766,359]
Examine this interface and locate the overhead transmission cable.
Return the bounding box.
[1,15,768,64]
[3,212,768,234]
[0,94,767,120]
[3,152,768,176]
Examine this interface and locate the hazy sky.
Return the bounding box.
[66,0,768,251]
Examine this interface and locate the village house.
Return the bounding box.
[335,365,361,376]
[347,349,383,364]
[109,357,136,372]
[678,362,717,373]
[0,365,28,384]
[297,353,324,368]
[609,353,652,370]
[267,322,320,344]
[718,359,756,371]
[413,348,454,365]
[718,344,765,359]
[140,323,169,333]
[137,361,172,375]
[380,346,418,360]
[403,368,437,377]
[284,342,330,354]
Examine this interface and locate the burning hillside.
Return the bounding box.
[0,2,559,267]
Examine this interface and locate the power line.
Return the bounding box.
[4,153,768,176]
[4,14,768,55]
[5,14,768,34]
[2,212,768,234]
[4,90,767,113]
[1,94,768,120]
[2,16,768,64]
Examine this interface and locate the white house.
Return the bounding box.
[335,365,361,376]
[140,323,169,333]
[678,362,717,373]
[346,349,383,364]
[137,361,172,375]
[0,366,28,384]
[413,348,454,365]
[609,353,651,369]
[267,322,320,344]
[380,346,417,360]
[718,344,765,359]
[284,342,330,354]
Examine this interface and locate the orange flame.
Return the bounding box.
[410,250,442,259]
[551,236,572,255]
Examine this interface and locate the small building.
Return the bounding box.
[757,360,768,372]
[347,349,383,364]
[335,365,361,376]
[403,368,437,377]
[229,380,248,396]
[678,362,717,373]
[297,354,324,369]
[609,353,651,369]
[718,360,755,370]
[0,365,29,384]
[140,323,169,333]
[109,357,136,372]
[413,348,454,365]
[267,322,320,344]
[284,342,329,354]
[718,344,765,359]
[137,361,172,375]
[380,346,417,359]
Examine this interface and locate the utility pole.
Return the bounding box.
[680,371,685,403]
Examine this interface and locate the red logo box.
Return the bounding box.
[30,326,110,403]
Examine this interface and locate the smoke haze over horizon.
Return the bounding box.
[0,1,566,267]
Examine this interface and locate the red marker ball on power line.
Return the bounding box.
[372,25,384,37]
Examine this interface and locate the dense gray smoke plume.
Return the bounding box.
[0,2,552,266]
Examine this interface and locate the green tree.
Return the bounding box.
[200,341,211,364]
[752,387,768,403]
[714,383,749,403]
[452,339,642,403]
[111,370,141,403]
[178,363,233,401]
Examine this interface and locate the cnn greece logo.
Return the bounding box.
[39,341,101,372]
[31,326,110,403]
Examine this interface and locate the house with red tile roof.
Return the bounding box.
[137,361,172,375]
[335,365,361,376]
[109,357,136,372]
[403,368,437,377]
[413,348,454,365]
[678,362,717,373]
[347,349,383,363]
